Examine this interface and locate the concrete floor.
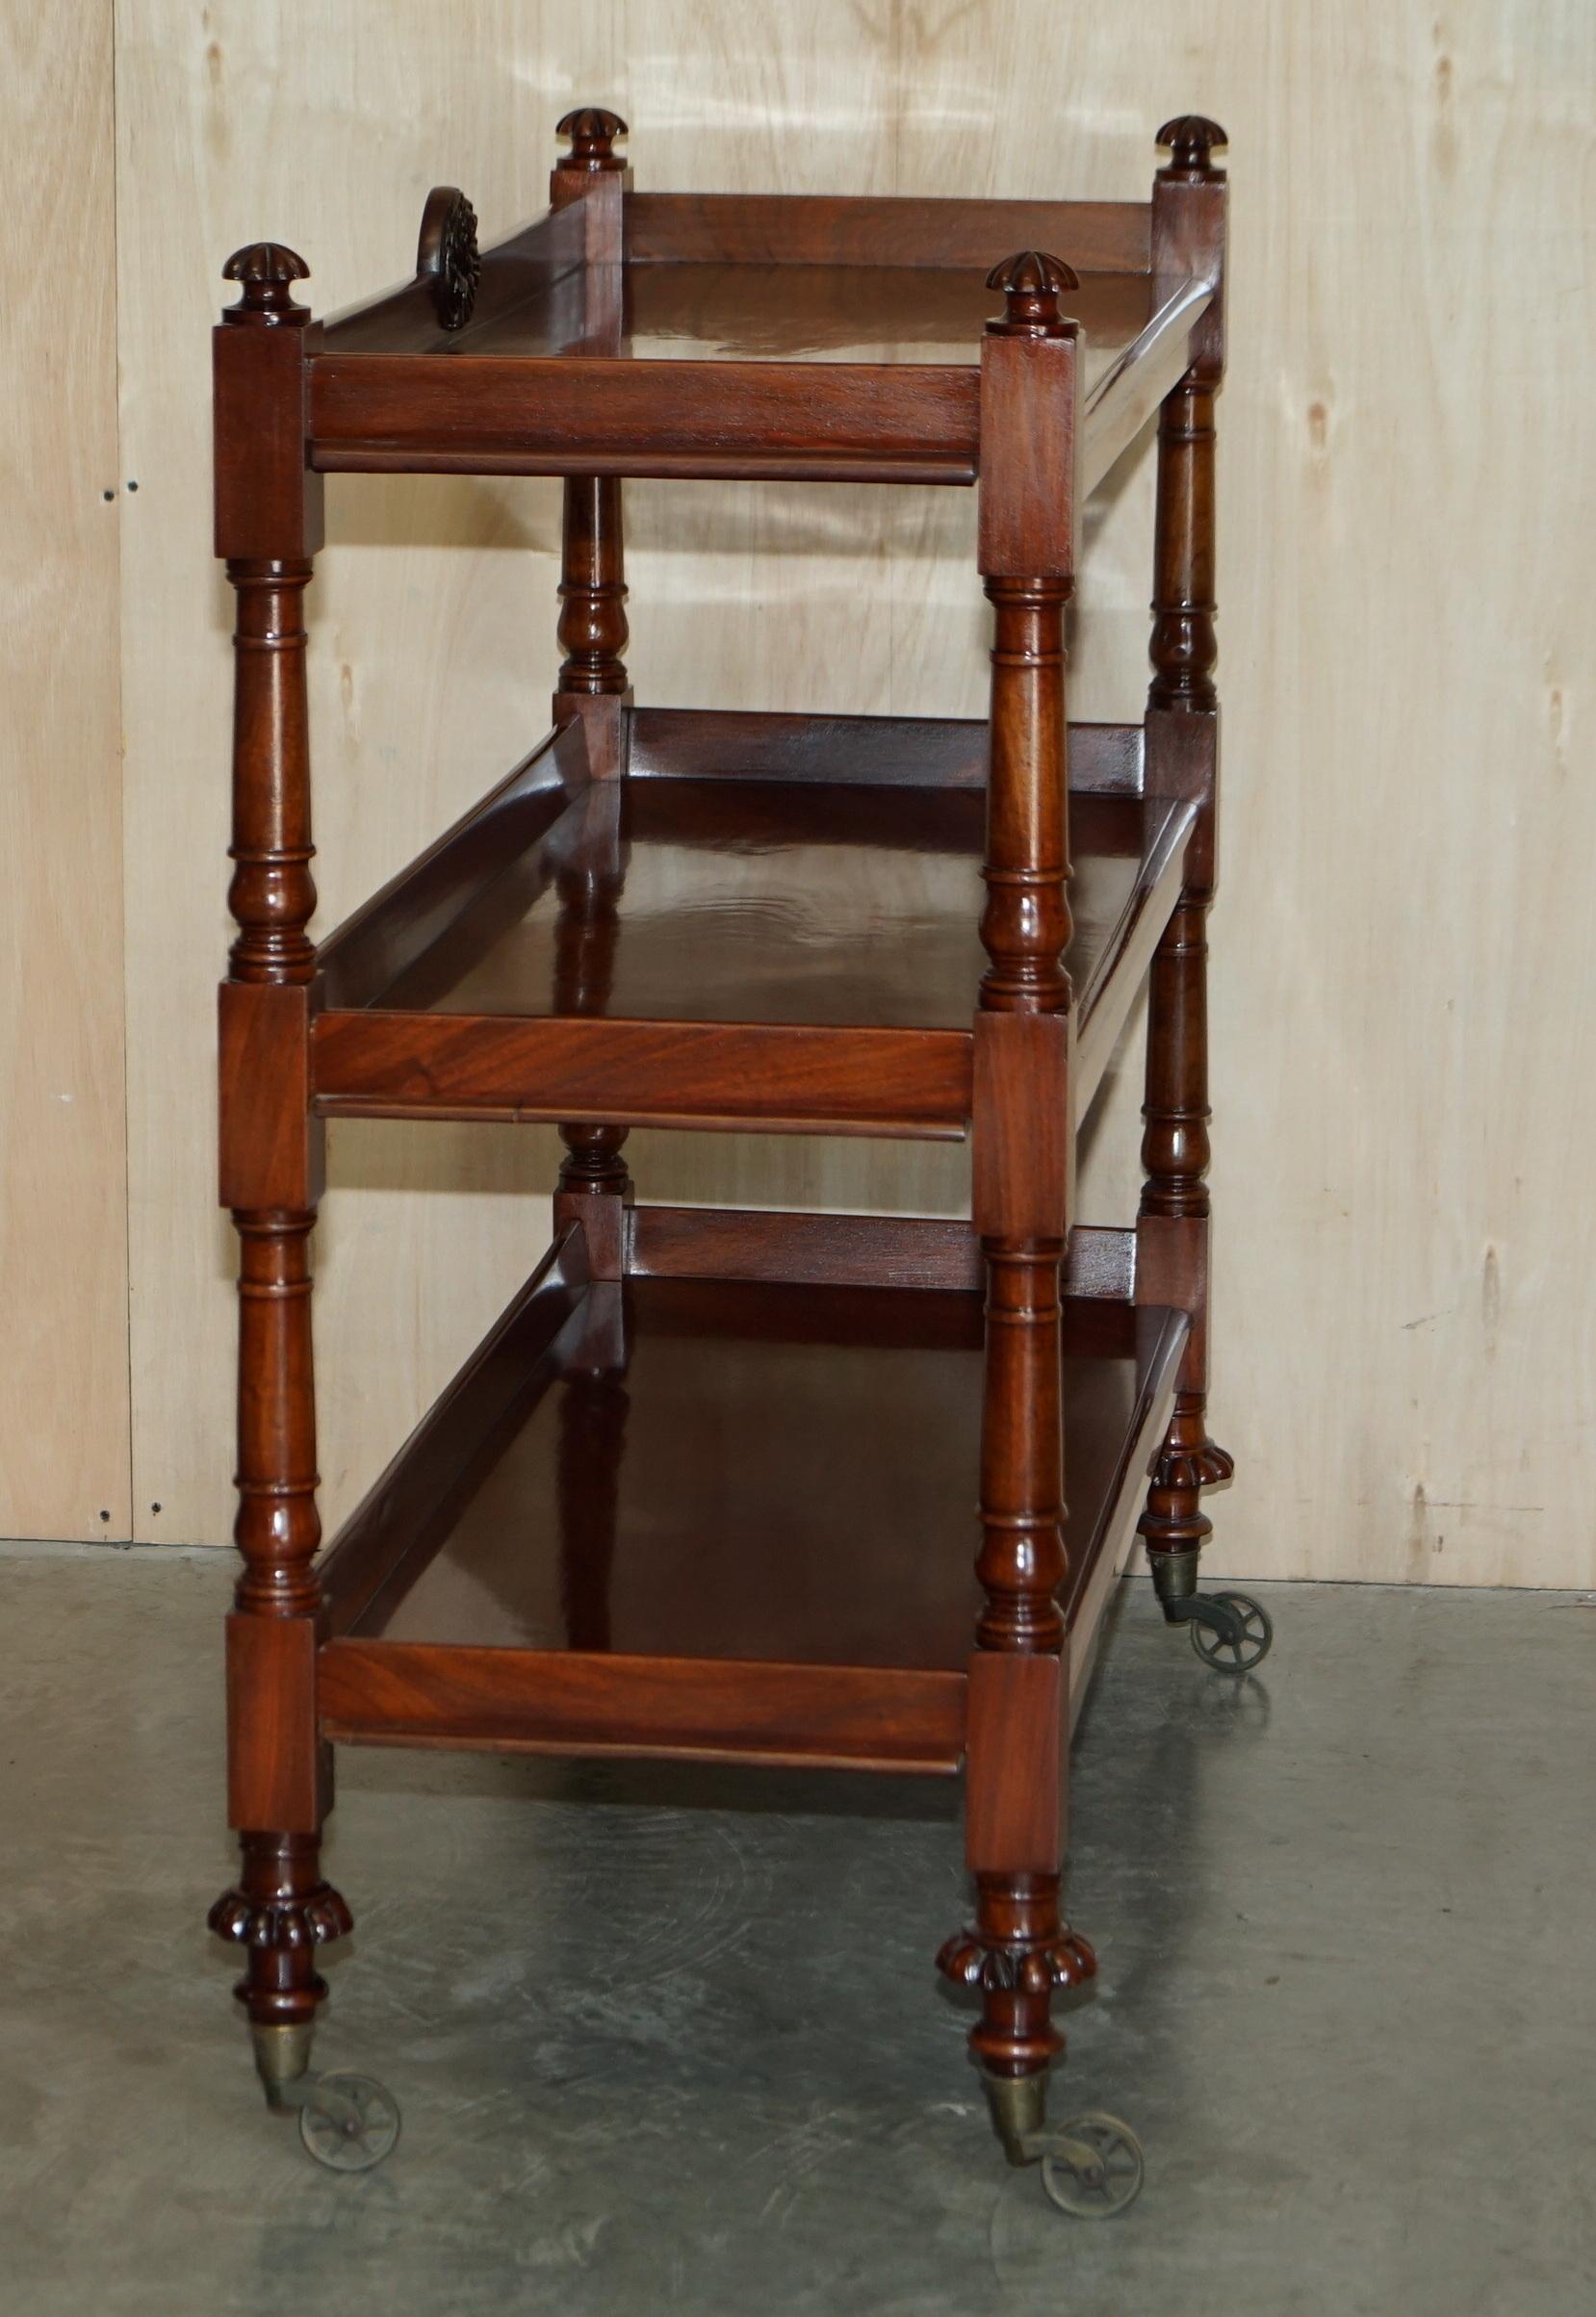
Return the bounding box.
[0,1548,1591,2316]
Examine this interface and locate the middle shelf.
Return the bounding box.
[310,707,1196,1142]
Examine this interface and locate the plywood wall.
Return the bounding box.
[0,4,130,1540]
[32,0,1596,1582]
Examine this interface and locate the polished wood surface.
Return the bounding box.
[309,350,985,487]
[354,1274,989,1666]
[313,1011,975,1139]
[628,1203,986,1292]
[322,186,1153,348]
[621,192,1151,273]
[306,777,1191,1141]
[327,253,1151,372]
[625,708,1146,795]
[626,261,1146,372]
[625,1208,1138,1300]
[321,1643,969,1776]
[316,1264,1182,1678]
[369,780,1164,1030]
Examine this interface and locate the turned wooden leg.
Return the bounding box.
[209,1205,349,2087]
[1135,158,1259,1664]
[209,1833,351,2091]
[552,466,632,1269]
[209,249,348,2091]
[942,253,1091,2156]
[1136,895,1233,1609]
[549,801,631,1264]
[550,851,630,1252]
[939,1878,1096,2157]
[939,1240,1095,2152]
[1139,272,1226,1604]
[556,476,628,698]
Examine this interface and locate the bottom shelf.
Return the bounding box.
[315,1221,1187,1772]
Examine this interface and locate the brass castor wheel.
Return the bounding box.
[250,2028,400,2172]
[983,2075,1145,2218]
[1188,1589,1273,1674]
[296,2072,401,2173]
[1038,2114,1145,2218]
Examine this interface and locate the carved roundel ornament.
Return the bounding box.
[417,186,481,330]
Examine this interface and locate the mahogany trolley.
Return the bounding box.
[208,107,1270,2205]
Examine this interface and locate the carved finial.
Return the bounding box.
[221,243,310,325]
[416,187,480,330]
[1157,115,1227,178]
[555,106,629,170]
[985,249,1079,337]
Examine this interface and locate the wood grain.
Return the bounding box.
[312,1011,973,1137]
[623,192,1149,271]
[310,353,982,483]
[319,1640,968,1774]
[0,1,130,1538]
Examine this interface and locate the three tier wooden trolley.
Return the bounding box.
[207,106,1271,2203]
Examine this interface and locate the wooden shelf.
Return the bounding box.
[307,190,1212,491]
[310,708,1195,1139]
[315,1217,1188,1773]
[326,242,1154,374]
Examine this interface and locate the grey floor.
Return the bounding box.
[1,1548,1591,2316]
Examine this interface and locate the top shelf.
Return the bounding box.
[303,189,1214,492]
[329,256,1155,387]
[324,202,1156,372]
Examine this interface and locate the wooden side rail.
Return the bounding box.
[1063,1303,1189,1720]
[315,717,591,1009]
[626,1205,1136,1301]
[322,201,588,354]
[308,355,982,485]
[319,1641,969,1775]
[312,1013,974,1139]
[310,320,1215,491]
[623,193,1151,275]
[1080,279,1215,495]
[1072,795,1197,1112]
[626,708,1145,797]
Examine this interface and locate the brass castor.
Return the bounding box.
[1038,2115,1145,2217]
[984,2069,1049,2167]
[296,2072,401,2173]
[981,2073,1145,2218]
[1186,1589,1273,1673]
[249,2027,400,2172]
[251,2021,315,2103]
[1149,1551,1274,1674]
